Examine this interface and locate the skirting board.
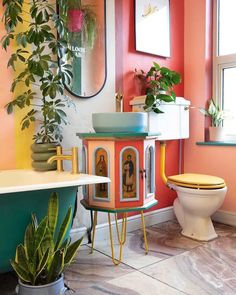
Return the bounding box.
[212,210,236,227]
[70,206,175,244]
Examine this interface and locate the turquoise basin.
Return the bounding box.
[92,112,148,133]
[0,187,77,273]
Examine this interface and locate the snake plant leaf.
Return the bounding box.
[64,237,83,266]
[46,249,65,284]
[15,244,29,273]
[31,213,38,230]
[55,207,72,251]
[47,192,58,238]
[10,261,31,283]
[40,226,54,256]
[34,216,48,252]
[36,247,50,276]
[24,223,35,261]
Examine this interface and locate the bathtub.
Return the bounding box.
[0,170,109,273]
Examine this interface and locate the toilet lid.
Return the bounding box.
[167,173,226,189]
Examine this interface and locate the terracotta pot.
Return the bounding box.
[68,9,84,32]
[209,126,225,142]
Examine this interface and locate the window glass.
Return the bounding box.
[222,67,236,133]
[218,0,236,56]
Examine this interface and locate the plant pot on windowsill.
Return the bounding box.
[209,126,226,142]
[31,143,58,171]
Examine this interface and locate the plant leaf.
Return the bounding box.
[55,207,72,250]
[47,192,58,238]
[64,237,83,266]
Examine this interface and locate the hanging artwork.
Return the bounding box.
[135,0,170,57]
[95,148,108,199]
[121,148,138,200]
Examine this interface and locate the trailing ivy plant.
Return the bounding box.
[135,62,181,114]
[1,0,75,143]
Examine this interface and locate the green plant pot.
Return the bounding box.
[31,143,58,171]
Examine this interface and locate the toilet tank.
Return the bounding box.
[130,96,190,140]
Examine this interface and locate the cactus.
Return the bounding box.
[10,192,82,286]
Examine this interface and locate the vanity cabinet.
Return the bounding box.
[77,133,158,209]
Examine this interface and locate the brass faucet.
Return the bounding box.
[47,146,79,174]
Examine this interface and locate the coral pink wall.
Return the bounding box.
[184,0,236,212]
[115,0,185,210]
[0,8,16,169]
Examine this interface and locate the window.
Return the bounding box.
[214,0,236,138]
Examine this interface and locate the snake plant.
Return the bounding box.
[10,192,82,286]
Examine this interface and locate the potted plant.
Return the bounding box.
[199,98,228,141]
[1,0,75,170]
[135,62,181,114]
[11,192,83,295]
[66,0,97,50]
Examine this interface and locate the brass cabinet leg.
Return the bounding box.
[90,211,98,254]
[115,213,127,245]
[141,211,148,254]
[108,212,127,265]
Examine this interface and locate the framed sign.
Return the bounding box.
[135,0,171,57]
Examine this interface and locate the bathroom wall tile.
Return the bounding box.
[73,271,186,295]
[141,241,236,295]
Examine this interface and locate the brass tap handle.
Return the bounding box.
[48,146,63,172]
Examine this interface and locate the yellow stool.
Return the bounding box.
[80,199,158,265]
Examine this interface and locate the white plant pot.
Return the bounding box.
[209,126,225,142]
[16,275,67,295]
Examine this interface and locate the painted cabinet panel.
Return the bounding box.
[78,134,156,210]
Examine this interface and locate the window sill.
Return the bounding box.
[196,141,236,146]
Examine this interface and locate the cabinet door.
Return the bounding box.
[93,147,110,201]
[120,146,140,202]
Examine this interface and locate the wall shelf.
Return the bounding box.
[196,141,236,147]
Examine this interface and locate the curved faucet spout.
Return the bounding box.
[47,155,71,164]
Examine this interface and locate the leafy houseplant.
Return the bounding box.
[11,192,82,294]
[66,0,97,50]
[1,0,74,145]
[199,98,229,142]
[199,98,226,127]
[135,62,181,114]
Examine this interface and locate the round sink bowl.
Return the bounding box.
[92,112,148,133]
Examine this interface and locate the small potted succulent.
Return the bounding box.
[199,98,229,141]
[66,0,97,49]
[135,62,181,114]
[1,0,75,170]
[11,192,83,295]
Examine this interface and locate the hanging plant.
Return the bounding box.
[66,0,97,49]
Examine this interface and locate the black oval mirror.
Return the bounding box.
[63,0,106,98]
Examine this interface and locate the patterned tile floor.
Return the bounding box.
[1,221,236,295]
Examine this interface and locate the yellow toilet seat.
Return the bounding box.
[167,173,226,189]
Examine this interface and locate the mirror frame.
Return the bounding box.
[63,0,107,99]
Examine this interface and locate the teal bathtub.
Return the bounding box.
[0,169,110,273]
[0,187,77,273]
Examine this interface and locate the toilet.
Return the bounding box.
[168,173,227,241]
[130,96,227,242]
